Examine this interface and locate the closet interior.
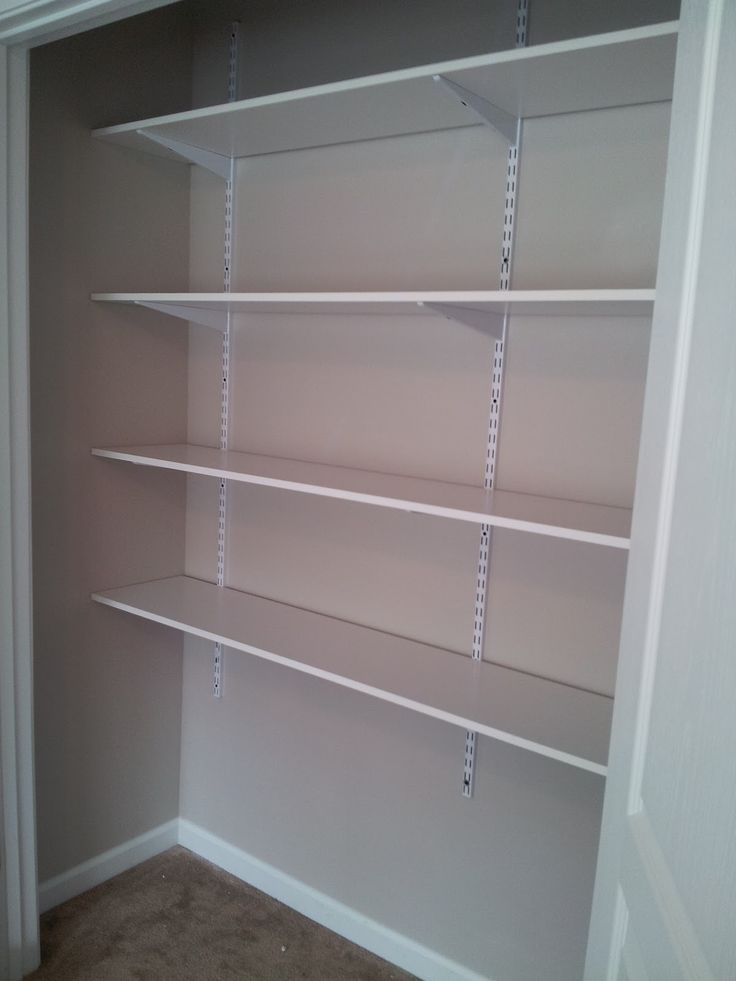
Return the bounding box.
[29,1,680,977]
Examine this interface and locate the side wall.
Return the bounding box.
[30,6,193,883]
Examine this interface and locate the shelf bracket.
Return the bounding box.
[422,302,505,339]
[432,75,518,144]
[136,129,232,180]
[135,301,228,331]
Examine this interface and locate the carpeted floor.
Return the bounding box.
[24,846,415,980]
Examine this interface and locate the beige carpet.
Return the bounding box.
[25,846,415,980]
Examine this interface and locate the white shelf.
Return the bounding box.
[92,290,656,322]
[91,443,632,549]
[92,574,612,775]
[92,22,677,161]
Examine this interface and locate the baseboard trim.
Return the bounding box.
[178,818,491,981]
[38,818,179,914]
[37,817,491,980]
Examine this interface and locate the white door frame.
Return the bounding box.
[0,4,715,981]
[585,0,729,976]
[0,4,176,978]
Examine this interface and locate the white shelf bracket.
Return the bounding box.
[136,129,232,180]
[136,301,228,331]
[432,75,518,144]
[422,302,505,339]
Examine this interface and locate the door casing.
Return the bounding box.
[0,4,177,978]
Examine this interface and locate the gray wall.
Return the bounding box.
[187,0,680,103]
[30,6,193,881]
[179,3,672,980]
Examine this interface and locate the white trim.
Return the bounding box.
[624,0,719,820]
[178,819,493,981]
[36,817,495,980]
[0,3,180,978]
[621,810,716,981]
[584,2,726,977]
[619,812,714,981]
[38,819,179,914]
[0,39,39,981]
[0,0,178,46]
[608,889,630,981]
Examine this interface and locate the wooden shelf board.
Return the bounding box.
[91,443,632,549]
[92,290,656,319]
[92,574,612,774]
[92,23,677,161]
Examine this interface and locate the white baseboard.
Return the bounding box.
[178,818,491,981]
[38,816,491,980]
[38,818,179,914]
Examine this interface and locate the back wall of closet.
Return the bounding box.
[30,2,679,978]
